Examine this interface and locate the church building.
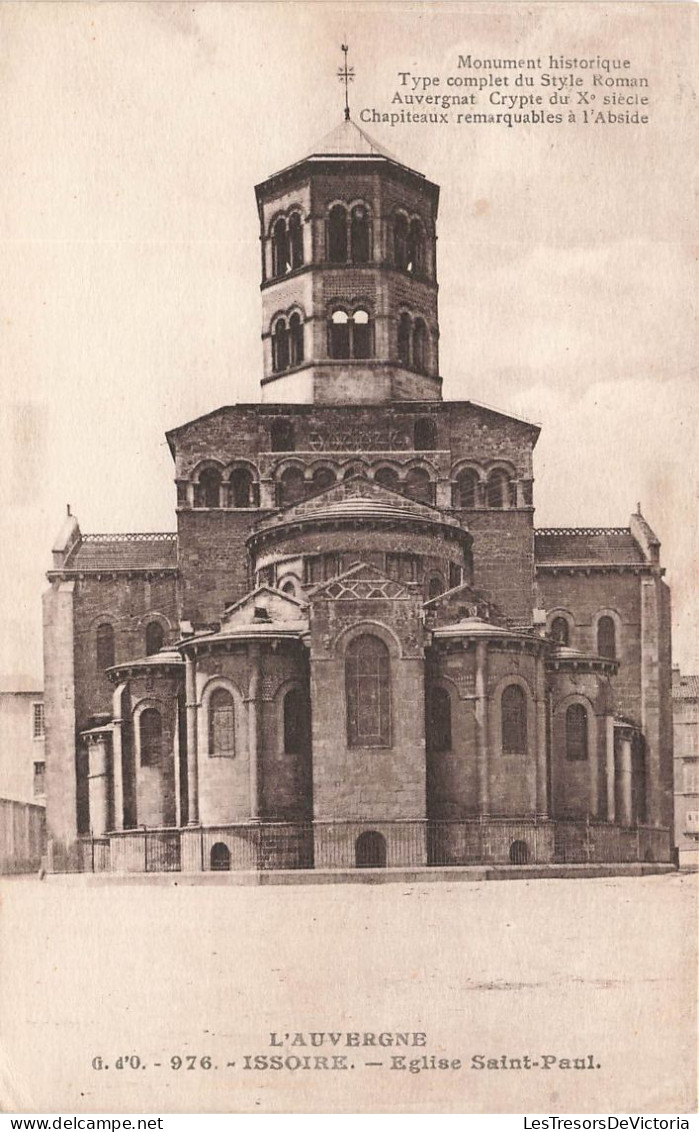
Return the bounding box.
[43,112,674,874]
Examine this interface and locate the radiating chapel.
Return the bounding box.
[43,109,674,873]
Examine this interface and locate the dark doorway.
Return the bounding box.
[509,839,529,865]
[355,830,387,869]
[210,842,231,871]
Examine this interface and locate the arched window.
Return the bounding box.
[405,467,433,504]
[310,467,335,495]
[228,467,254,508]
[352,308,372,359]
[197,467,222,508]
[407,218,425,275]
[272,317,289,372]
[551,616,570,646]
[208,688,235,757]
[283,687,311,755]
[328,204,348,263]
[486,469,510,509]
[397,313,411,366]
[394,213,409,269]
[329,309,350,358]
[278,466,305,507]
[271,217,289,278]
[343,464,363,481]
[456,469,479,508]
[270,418,294,452]
[412,319,427,372]
[414,416,436,451]
[288,212,303,269]
[350,204,370,263]
[96,622,115,671]
[565,703,588,761]
[375,466,399,492]
[501,684,527,755]
[345,634,391,748]
[427,575,444,601]
[139,708,163,767]
[145,621,164,656]
[426,686,452,751]
[597,616,616,659]
[289,312,304,366]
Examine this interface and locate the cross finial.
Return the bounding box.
[337,43,354,121]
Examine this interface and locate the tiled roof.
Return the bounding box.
[535,529,645,565]
[673,674,699,701]
[64,533,178,572]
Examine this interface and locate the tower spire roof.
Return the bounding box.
[303,116,400,163]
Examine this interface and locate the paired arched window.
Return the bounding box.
[329,308,373,359]
[397,313,429,371]
[414,417,436,451]
[551,616,570,646]
[345,634,391,748]
[196,467,222,508]
[229,467,259,508]
[277,466,305,507]
[283,687,311,755]
[597,616,616,659]
[271,212,304,277]
[145,621,164,656]
[486,469,512,509]
[426,686,452,752]
[404,467,433,504]
[208,688,235,757]
[139,707,163,767]
[565,703,588,761]
[272,314,304,373]
[455,468,479,508]
[328,203,371,263]
[394,214,426,274]
[96,622,115,671]
[375,466,399,492]
[501,684,527,755]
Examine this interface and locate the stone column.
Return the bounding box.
[606,715,616,822]
[185,651,199,826]
[247,644,262,820]
[111,684,127,831]
[619,729,633,826]
[589,720,599,818]
[535,659,549,816]
[84,729,112,837]
[475,640,489,815]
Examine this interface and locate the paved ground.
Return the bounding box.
[0,872,696,1114]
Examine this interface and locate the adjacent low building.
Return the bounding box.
[672,668,698,867]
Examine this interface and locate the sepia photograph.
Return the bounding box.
[0,1,696,1116]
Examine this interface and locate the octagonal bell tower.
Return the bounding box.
[255,116,441,404]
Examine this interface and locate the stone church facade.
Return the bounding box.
[43,119,674,873]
